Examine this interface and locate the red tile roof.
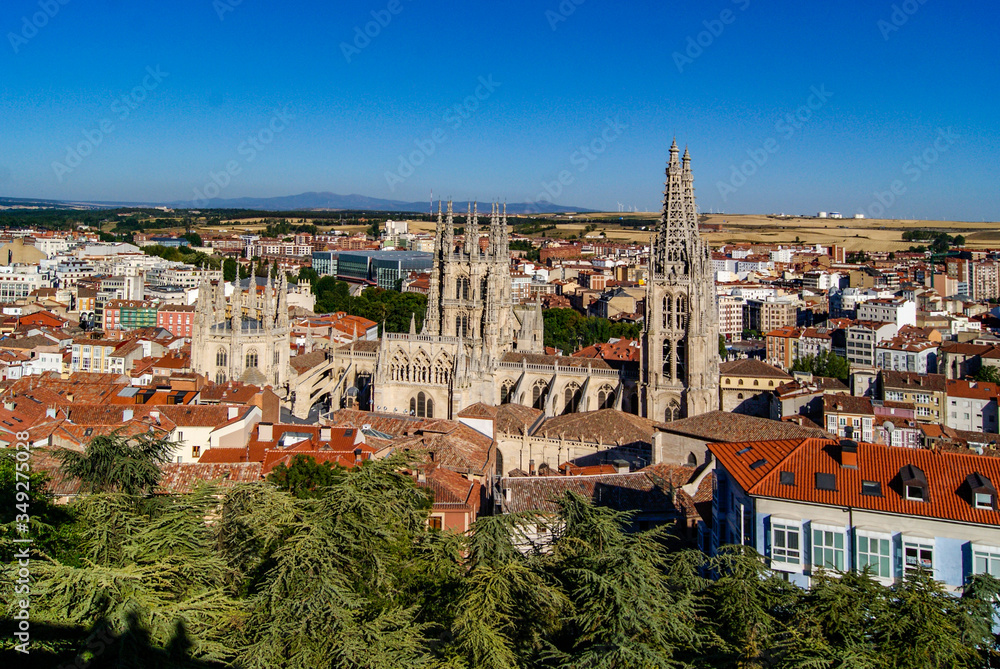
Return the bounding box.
[712,437,1000,526]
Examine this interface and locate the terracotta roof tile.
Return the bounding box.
[662,411,833,443]
[713,437,1000,527]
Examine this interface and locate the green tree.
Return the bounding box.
[222,257,238,282]
[266,454,346,499]
[56,431,175,496]
[720,334,728,360]
[973,366,1000,383]
[791,350,850,382]
[182,232,203,247]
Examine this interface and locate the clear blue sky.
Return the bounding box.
[1,0,997,220]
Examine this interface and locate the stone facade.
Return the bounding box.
[191,271,291,392]
[642,141,720,421]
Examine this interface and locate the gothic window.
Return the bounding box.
[676,295,688,329]
[532,381,549,410]
[666,400,680,422]
[457,277,471,301]
[215,372,226,384]
[216,348,227,367]
[417,392,427,418]
[663,341,672,378]
[410,397,416,415]
[628,392,639,415]
[663,295,673,329]
[457,313,470,338]
[245,349,258,369]
[597,384,614,409]
[500,380,513,404]
[426,397,434,418]
[274,350,280,365]
[563,383,582,415]
[676,339,687,380]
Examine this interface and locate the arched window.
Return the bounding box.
[753,379,759,386]
[675,339,686,380]
[245,349,258,369]
[274,350,280,365]
[687,452,698,467]
[215,372,226,384]
[662,341,672,378]
[409,397,416,415]
[597,384,615,410]
[563,384,581,414]
[500,381,513,404]
[663,295,673,329]
[216,348,227,367]
[532,381,548,410]
[666,400,680,422]
[417,392,427,418]
[676,295,688,329]
[456,277,471,301]
[738,379,744,386]
[737,393,744,400]
[628,392,639,415]
[456,313,470,338]
[426,397,434,418]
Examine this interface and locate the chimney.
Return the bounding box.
[258,423,273,441]
[320,426,331,442]
[122,409,134,422]
[150,410,160,423]
[3,401,14,411]
[227,406,239,420]
[46,407,57,419]
[838,439,858,469]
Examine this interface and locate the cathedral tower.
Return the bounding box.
[642,141,719,421]
[422,200,515,364]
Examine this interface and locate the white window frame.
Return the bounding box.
[855,530,893,582]
[770,520,802,570]
[902,537,934,574]
[972,544,1000,577]
[811,523,847,572]
[905,485,924,501]
[974,492,994,510]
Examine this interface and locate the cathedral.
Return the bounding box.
[642,140,720,420]
[191,270,292,391]
[318,140,719,422]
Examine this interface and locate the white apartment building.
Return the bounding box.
[856,298,917,329]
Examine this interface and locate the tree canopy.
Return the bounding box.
[542,308,641,354]
[4,451,1000,667]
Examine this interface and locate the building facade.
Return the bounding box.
[191,271,292,391]
[642,141,720,421]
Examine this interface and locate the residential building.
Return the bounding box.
[856,298,916,329]
[879,371,946,424]
[845,322,897,368]
[945,380,1000,434]
[718,359,791,418]
[710,437,1000,591]
[157,304,197,338]
[875,337,938,375]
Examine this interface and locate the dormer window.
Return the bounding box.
[899,464,928,502]
[967,472,996,510]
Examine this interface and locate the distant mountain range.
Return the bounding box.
[0,192,595,215]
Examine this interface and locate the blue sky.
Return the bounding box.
[1,0,997,220]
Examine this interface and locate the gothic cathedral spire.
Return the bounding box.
[643,142,719,421]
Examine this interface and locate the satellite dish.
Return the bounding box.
[883,421,894,432]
